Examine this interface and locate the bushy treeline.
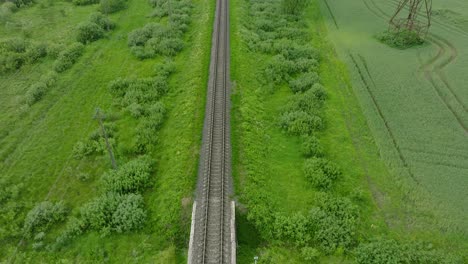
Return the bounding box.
[127,0,192,59]
[0,38,47,73]
[77,13,115,44]
[73,0,127,14]
[1,0,34,8]
[53,42,84,72]
[55,156,153,247]
[239,0,460,262]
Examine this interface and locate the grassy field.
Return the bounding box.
[0,0,214,261]
[319,0,468,244]
[231,0,467,262]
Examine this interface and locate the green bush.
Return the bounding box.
[8,0,34,8]
[303,157,340,189]
[110,77,169,106]
[72,0,99,5]
[354,238,462,264]
[90,12,115,31]
[25,82,47,105]
[80,192,146,234]
[72,141,95,159]
[281,0,309,15]
[100,0,127,14]
[25,71,57,105]
[0,38,48,73]
[377,29,424,49]
[53,42,84,72]
[301,135,323,158]
[128,23,184,58]
[309,195,358,254]
[102,156,153,194]
[111,193,146,233]
[76,22,104,44]
[301,247,320,261]
[279,111,323,135]
[25,43,47,63]
[272,212,312,246]
[289,72,320,93]
[23,201,67,237]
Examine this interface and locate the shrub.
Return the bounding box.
[281,0,310,15]
[272,212,312,246]
[25,82,47,105]
[354,238,462,264]
[102,156,153,194]
[76,22,104,44]
[25,43,47,63]
[53,42,84,72]
[2,2,18,12]
[76,172,90,182]
[285,84,327,114]
[111,77,169,106]
[80,192,146,234]
[111,193,146,233]
[303,157,340,189]
[0,38,47,73]
[25,71,57,105]
[279,111,323,135]
[301,247,320,262]
[72,0,99,5]
[378,29,424,49]
[128,23,184,58]
[8,0,34,8]
[289,72,320,93]
[263,55,295,84]
[309,195,358,254]
[90,12,115,31]
[23,201,67,237]
[301,135,323,158]
[72,141,95,159]
[100,0,127,14]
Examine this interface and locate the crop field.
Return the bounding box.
[318,0,468,233]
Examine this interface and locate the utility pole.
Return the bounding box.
[94,108,117,170]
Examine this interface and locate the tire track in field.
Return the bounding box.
[348,52,421,185]
[364,0,468,133]
[411,158,468,170]
[402,147,468,160]
[322,0,339,29]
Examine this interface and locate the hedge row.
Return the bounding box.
[0,38,47,73]
[73,0,128,14]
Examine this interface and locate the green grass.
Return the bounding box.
[231,0,467,262]
[0,0,214,261]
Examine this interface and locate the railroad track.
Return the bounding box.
[189,0,233,261]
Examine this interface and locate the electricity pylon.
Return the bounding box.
[389,0,433,37]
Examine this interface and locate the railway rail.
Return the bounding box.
[188,0,234,261]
